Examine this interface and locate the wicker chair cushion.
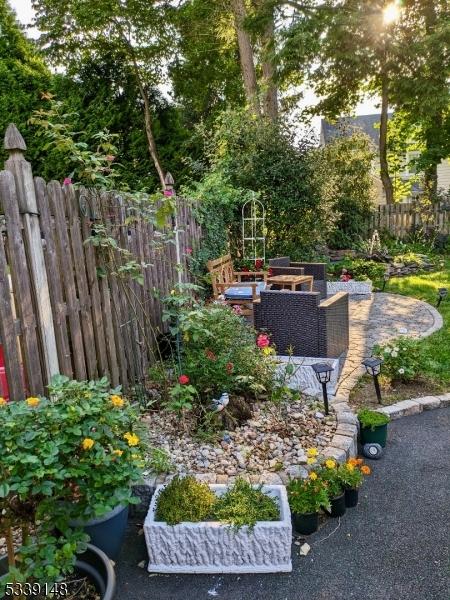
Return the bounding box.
[224,282,266,300]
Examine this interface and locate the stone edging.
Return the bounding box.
[420,303,444,338]
[375,392,450,419]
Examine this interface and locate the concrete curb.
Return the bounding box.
[375,392,450,420]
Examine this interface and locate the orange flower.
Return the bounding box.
[356,458,364,465]
[0,397,7,407]
[361,465,371,475]
[347,458,358,466]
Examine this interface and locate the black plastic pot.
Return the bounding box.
[70,504,128,560]
[329,493,346,518]
[0,543,116,600]
[344,487,359,508]
[292,512,319,535]
[359,423,388,447]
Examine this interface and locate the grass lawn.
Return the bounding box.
[350,256,450,407]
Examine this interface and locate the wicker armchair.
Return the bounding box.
[254,290,349,358]
[269,257,327,298]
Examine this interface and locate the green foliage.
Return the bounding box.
[357,408,390,430]
[329,258,387,282]
[373,337,422,383]
[320,131,376,249]
[0,376,144,590]
[182,170,256,277]
[287,476,331,515]
[317,464,343,499]
[196,109,337,259]
[155,475,216,525]
[155,476,279,529]
[0,0,50,162]
[338,461,365,490]
[178,304,276,403]
[213,478,279,530]
[148,448,173,475]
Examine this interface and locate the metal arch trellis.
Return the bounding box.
[242,197,265,264]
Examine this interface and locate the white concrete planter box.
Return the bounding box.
[327,280,373,296]
[144,484,292,574]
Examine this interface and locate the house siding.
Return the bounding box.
[437,159,450,193]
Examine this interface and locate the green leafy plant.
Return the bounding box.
[372,337,421,383]
[329,258,387,282]
[357,408,390,431]
[155,476,216,525]
[165,382,197,413]
[338,459,371,490]
[148,448,173,475]
[0,376,144,593]
[287,476,331,515]
[318,459,344,499]
[213,478,279,530]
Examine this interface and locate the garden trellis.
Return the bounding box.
[0,125,201,401]
[242,197,265,265]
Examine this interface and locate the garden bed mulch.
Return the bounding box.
[142,398,337,481]
[349,375,445,410]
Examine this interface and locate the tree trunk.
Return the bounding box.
[231,0,261,116]
[261,7,278,120]
[379,72,394,204]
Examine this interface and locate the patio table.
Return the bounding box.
[267,274,314,292]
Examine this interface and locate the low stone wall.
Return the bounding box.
[376,393,450,419]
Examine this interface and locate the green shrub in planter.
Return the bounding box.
[0,376,144,593]
[287,475,330,515]
[213,478,279,530]
[155,476,216,525]
[357,409,390,431]
[358,408,390,447]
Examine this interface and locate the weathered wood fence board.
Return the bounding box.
[369,201,450,238]
[0,127,202,401]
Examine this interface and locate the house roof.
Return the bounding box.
[321,114,392,146]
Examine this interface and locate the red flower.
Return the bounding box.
[63,177,72,186]
[178,374,189,385]
[226,362,234,374]
[186,247,193,255]
[257,334,270,348]
[205,349,217,361]
[255,259,264,270]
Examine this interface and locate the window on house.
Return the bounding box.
[405,151,420,175]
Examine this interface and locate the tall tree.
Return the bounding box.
[32,0,172,188]
[0,0,50,159]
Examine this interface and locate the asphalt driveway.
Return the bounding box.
[115,407,450,600]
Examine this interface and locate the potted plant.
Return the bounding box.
[0,376,144,596]
[338,459,372,508]
[145,476,292,573]
[358,408,390,447]
[287,473,330,535]
[318,459,346,518]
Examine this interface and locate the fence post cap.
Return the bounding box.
[164,172,175,186]
[4,123,27,152]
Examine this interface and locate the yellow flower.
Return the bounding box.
[325,459,336,469]
[170,289,175,295]
[110,395,124,408]
[262,347,275,356]
[307,448,318,457]
[306,457,316,465]
[26,397,40,408]
[131,453,139,459]
[309,471,318,481]
[0,397,6,406]
[124,432,140,447]
[361,465,371,475]
[112,449,123,457]
[82,438,95,450]
[347,463,355,471]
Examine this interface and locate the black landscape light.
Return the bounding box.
[312,363,334,416]
[362,357,383,404]
[437,288,448,308]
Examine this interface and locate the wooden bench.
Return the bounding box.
[206,254,267,317]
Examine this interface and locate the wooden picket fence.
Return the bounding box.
[0,125,201,401]
[369,201,450,238]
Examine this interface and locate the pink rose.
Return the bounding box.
[63,177,72,186]
[257,334,270,348]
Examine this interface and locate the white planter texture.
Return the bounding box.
[327,280,373,296]
[144,484,292,574]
